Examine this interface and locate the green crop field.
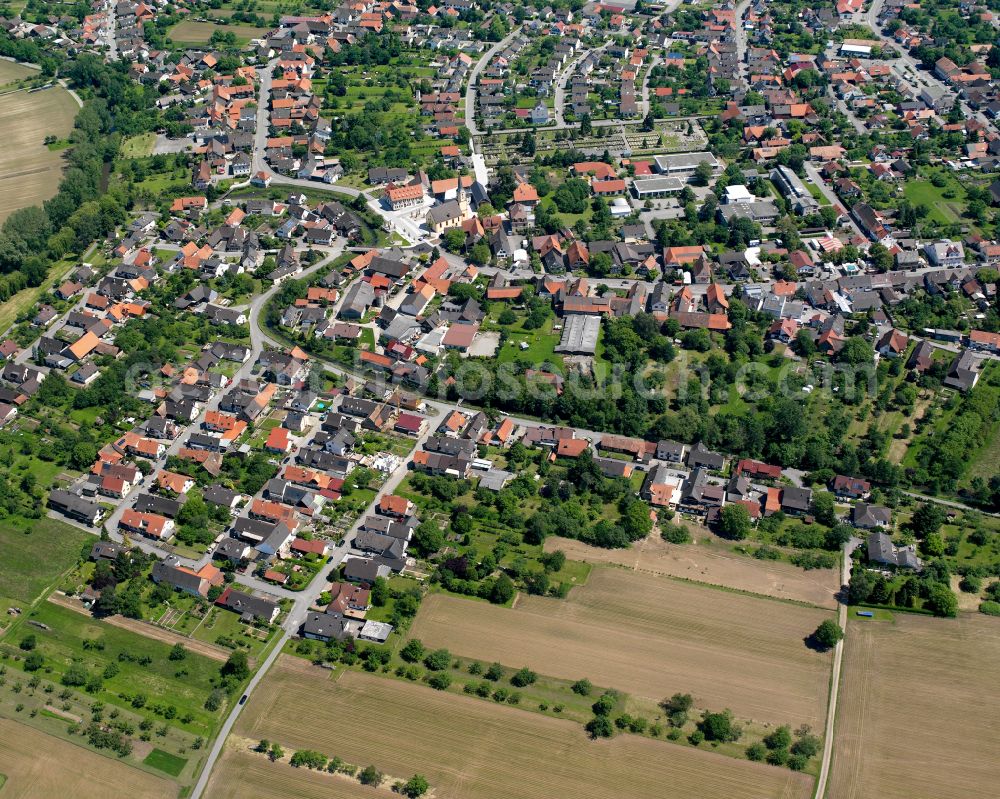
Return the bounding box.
[0,517,89,609]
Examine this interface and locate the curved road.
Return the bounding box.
[464,27,524,138]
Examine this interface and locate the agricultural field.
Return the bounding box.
[544,532,840,609]
[0,517,89,616]
[411,567,833,728]
[0,84,79,222]
[828,613,1000,799]
[216,658,813,799]
[0,58,36,86]
[0,718,173,799]
[204,748,374,799]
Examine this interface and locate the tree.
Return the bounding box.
[699,710,741,742]
[572,678,593,696]
[371,577,389,607]
[168,643,186,661]
[411,522,444,557]
[552,178,590,214]
[810,491,837,527]
[423,648,451,671]
[220,651,250,686]
[692,161,713,186]
[24,651,44,672]
[868,241,893,272]
[718,504,752,540]
[911,503,945,538]
[400,639,425,663]
[401,775,430,797]
[489,574,515,604]
[359,765,384,787]
[268,743,284,762]
[839,336,873,365]
[763,725,792,750]
[442,227,465,252]
[19,634,36,651]
[924,583,958,618]
[812,620,843,650]
[510,667,537,687]
[586,715,614,738]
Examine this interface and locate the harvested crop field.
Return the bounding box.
[0,59,36,86]
[217,658,812,799]
[411,568,833,727]
[828,613,1000,799]
[0,718,173,799]
[0,85,78,222]
[546,533,840,608]
[206,748,378,799]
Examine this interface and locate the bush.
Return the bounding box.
[764,726,791,750]
[746,742,766,761]
[788,753,809,771]
[422,648,451,671]
[586,715,614,738]
[400,638,425,663]
[591,692,616,716]
[699,710,741,742]
[959,575,982,594]
[290,750,327,769]
[660,523,690,544]
[19,634,37,651]
[510,667,536,687]
[484,662,504,681]
[358,765,383,787]
[978,600,1000,616]
[791,733,821,759]
[427,673,451,691]
[571,678,593,696]
[766,747,789,766]
[62,664,89,687]
[688,730,705,745]
[400,775,430,798]
[24,652,44,672]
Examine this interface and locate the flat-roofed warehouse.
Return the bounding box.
[631,175,684,199]
[653,151,721,177]
[555,314,601,355]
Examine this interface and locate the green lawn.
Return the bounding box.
[495,317,563,372]
[902,178,964,225]
[0,517,89,610]
[120,132,155,158]
[143,748,188,777]
[0,602,231,737]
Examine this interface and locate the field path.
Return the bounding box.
[814,538,856,798]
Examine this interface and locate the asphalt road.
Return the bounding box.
[464,27,524,138]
